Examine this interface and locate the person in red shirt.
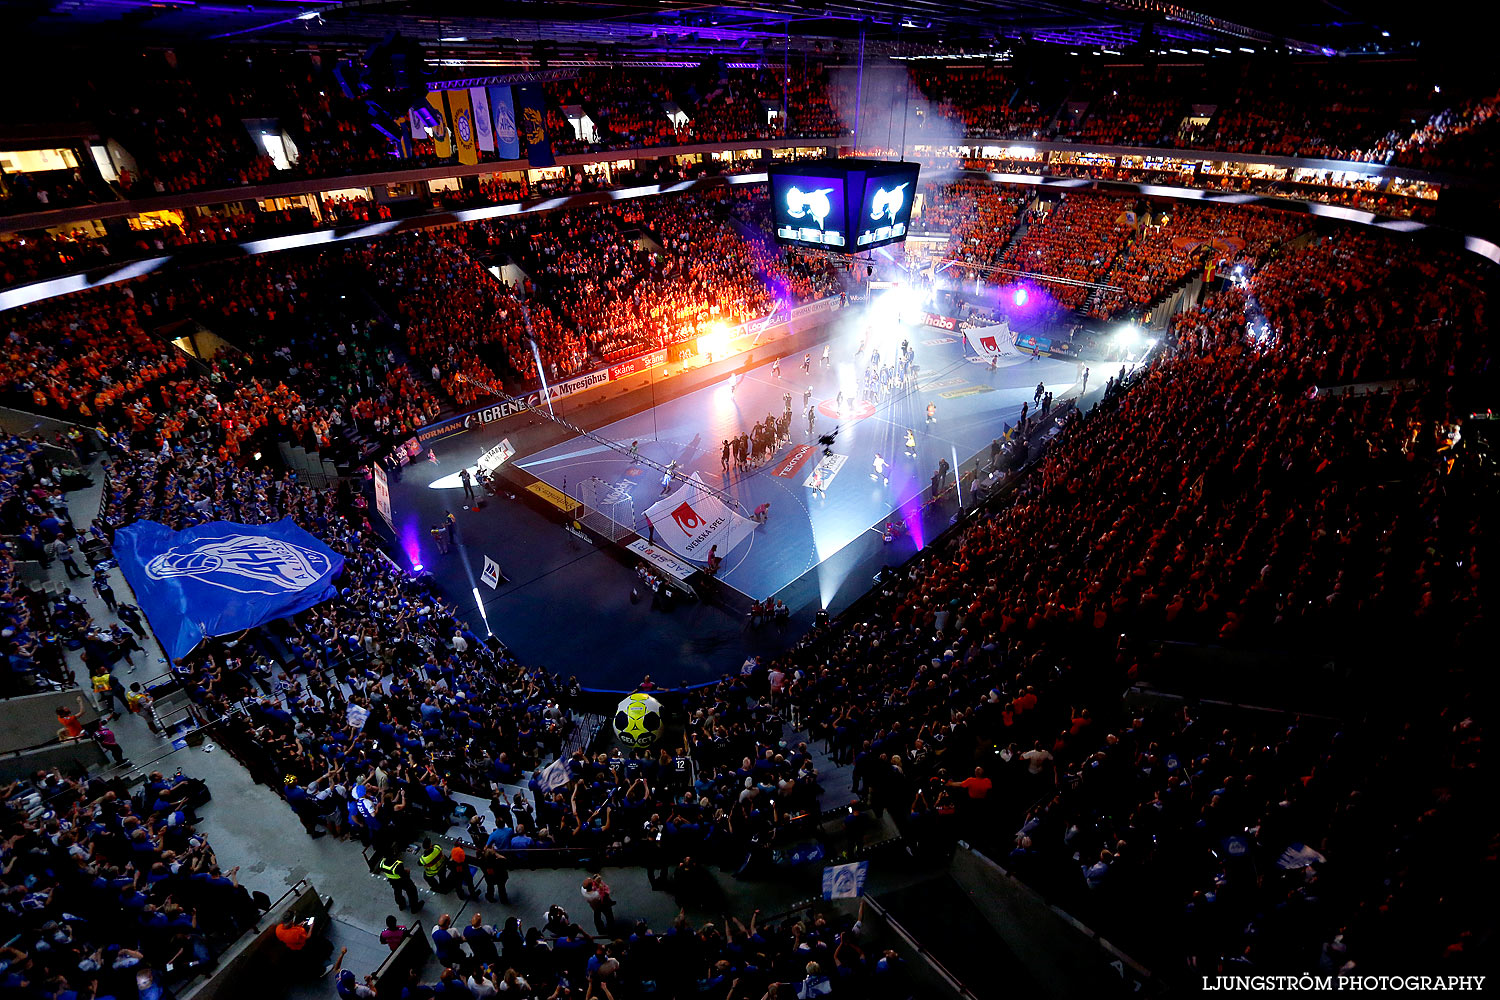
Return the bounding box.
[274,912,312,951]
[950,767,992,801]
[55,695,87,741]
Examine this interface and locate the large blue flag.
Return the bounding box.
[114,518,345,661]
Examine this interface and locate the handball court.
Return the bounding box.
[385,305,1084,688]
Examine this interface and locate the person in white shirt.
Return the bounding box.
[495,969,531,994]
[1020,741,1055,779]
[466,970,498,998]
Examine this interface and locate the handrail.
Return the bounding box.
[860,896,983,1000]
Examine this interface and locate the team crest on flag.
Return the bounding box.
[114,518,344,661]
[144,534,335,596]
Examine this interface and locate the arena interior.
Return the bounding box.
[0,2,1493,998]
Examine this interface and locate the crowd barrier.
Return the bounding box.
[179,880,330,1000]
[371,920,432,1000]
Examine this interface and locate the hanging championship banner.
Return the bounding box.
[512,83,554,167]
[488,85,521,159]
[469,87,495,153]
[449,89,479,165]
[424,92,452,158]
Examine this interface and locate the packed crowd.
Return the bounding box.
[999,194,1133,311]
[484,191,787,364]
[907,59,1500,170]
[915,178,1030,277]
[0,766,260,1000]
[0,54,850,219]
[730,227,1489,975]
[1089,202,1307,320]
[0,146,1490,994]
[359,229,586,401]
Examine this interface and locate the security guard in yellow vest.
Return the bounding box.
[381,853,422,912]
[90,668,116,716]
[418,838,448,893]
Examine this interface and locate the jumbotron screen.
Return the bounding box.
[768,159,921,253]
[770,170,848,249]
[855,163,921,250]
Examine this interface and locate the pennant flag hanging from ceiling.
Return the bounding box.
[512,83,554,167]
[448,89,479,165]
[424,91,452,158]
[470,87,495,153]
[488,85,522,159]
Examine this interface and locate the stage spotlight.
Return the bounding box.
[698,321,731,360]
[887,285,922,324]
[1013,287,1028,306]
[1115,325,1140,348]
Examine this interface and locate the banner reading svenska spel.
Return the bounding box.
[642,473,756,563]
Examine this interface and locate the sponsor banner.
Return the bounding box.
[488,85,521,159]
[868,280,900,290]
[625,538,698,583]
[609,348,668,381]
[965,321,1012,359]
[114,518,345,662]
[473,399,533,425]
[922,311,960,331]
[921,336,956,346]
[804,453,847,491]
[477,437,515,475]
[449,88,479,165]
[642,473,757,563]
[822,860,869,900]
[481,555,502,589]
[791,296,840,321]
[513,83,554,167]
[940,385,996,399]
[917,375,967,392]
[1014,333,1053,355]
[527,480,579,513]
[416,419,471,445]
[557,368,611,396]
[469,87,495,153]
[372,463,393,531]
[771,444,817,479]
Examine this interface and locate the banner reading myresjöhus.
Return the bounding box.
[114,518,345,661]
